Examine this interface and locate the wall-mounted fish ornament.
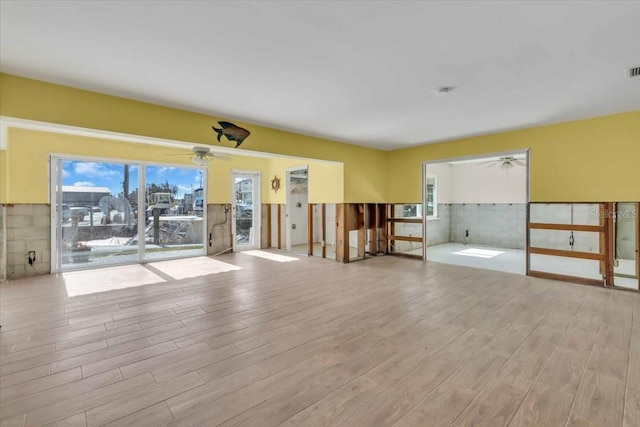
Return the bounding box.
[212,121,251,148]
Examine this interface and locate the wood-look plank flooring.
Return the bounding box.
[1,252,638,427]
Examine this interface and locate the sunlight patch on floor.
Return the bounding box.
[150,256,241,280]
[453,248,505,258]
[241,250,300,262]
[63,264,165,297]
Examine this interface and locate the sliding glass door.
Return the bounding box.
[51,157,206,272]
[143,165,205,260]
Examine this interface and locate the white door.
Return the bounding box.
[232,171,261,251]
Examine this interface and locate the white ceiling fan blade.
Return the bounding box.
[476,160,500,166]
[207,153,232,161]
[513,160,526,167]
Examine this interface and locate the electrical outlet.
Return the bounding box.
[28,251,36,266]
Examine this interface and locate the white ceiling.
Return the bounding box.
[1,1,639,150]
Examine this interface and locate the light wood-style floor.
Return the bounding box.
[1,252,639,427]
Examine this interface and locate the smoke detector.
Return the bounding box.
[435,86,455,96]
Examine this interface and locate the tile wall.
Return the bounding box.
[4,204,51,280]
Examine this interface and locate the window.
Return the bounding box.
[426,175,437,219]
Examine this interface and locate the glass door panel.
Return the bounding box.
[232,172,260,250]
[143,166,205,260]
[57,160,138,270]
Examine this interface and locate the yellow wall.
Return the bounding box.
[2,128,344,206]
[0,149,6,203]
[2,74,638,205]
[261,157,344,204]
[0,73,383,202]
[387,111,640,203]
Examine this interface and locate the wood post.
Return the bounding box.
[266,203,271,248]
[357,204,365,259]
[379,204,388,255]
[636,202,640,290]
[308,204,313,257]
[604,202,615,286]
[321,204,326,258]
[336,204,349,263]
[368,204,378,255]
[277,205,282,250]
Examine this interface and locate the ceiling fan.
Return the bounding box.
[477,156,526,169]
[166,146,231,165]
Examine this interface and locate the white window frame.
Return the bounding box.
[50,153,207,272]
[425,174,438,220]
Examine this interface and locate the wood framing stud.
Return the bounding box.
[308,204,313,257]
[277,204,282,250]
[266,203,272,248]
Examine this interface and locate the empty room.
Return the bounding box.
[1,2,639,427]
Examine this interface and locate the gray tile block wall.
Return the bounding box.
[426,204,450,246]
[5,204,51,280]
[449,203,526,250]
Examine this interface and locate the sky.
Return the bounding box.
[62,160,204,199]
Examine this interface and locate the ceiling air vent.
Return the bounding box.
[628,66,640,78]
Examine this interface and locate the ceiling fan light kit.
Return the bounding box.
[191,155,210,166]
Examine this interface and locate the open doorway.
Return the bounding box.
[285,166,308,254]
[423,151,529,274]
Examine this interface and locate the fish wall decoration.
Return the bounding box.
[212,121,251,148]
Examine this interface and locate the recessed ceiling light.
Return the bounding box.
[435,86,455,96]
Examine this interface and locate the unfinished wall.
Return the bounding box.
[0,206,6,281]
[206,204,232,256]
[616,203,637,260]
[5,204,51,280]
[530,203,600,253]
[288,192,308,246]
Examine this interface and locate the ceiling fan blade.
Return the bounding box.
[208,153,232,161]
[513,160,526,167]
[476,160,500,165]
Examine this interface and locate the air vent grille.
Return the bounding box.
[629,66,640,78]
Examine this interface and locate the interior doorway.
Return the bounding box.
[232,171,261,251]
[285,166,308,254]
[423,151,529,275]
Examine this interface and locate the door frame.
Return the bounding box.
[50,153,207,272]
[285,165,309,252]
[421,149,530,268]
[231,170,261,251]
